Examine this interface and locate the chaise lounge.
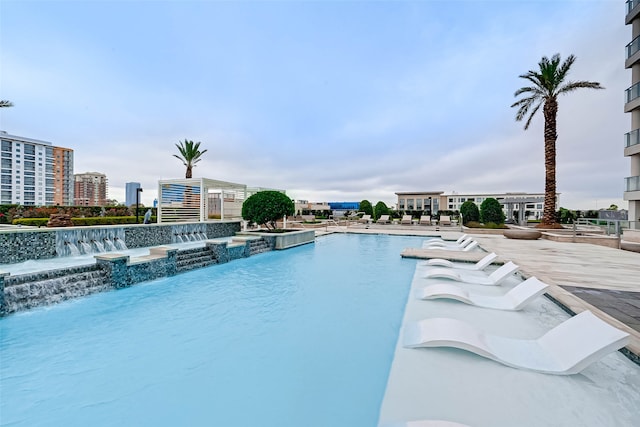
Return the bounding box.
[401,215,413,225]
[421,252,497,270]
[423,261,519,285]
[415,276,549,310]
[402,310,630,375]
[376,215,390,224]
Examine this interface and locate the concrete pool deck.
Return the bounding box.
[321,225,640,357]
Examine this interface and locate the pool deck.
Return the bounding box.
[321,225,640,355]
[320,225,640,426]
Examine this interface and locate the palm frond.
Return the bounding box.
[557,80,604,95]
[523,102,542,130]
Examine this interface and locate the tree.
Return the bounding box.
[0,100,13,108]
[373,201,390,220]
[608,204,618,211]
[480,198,505,225]
[359,200,373,216]
[459,201,479,225]
[173,139,207,178]
[242,191,294,231]
[511,54,603,228]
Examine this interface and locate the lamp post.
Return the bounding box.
[136,187,143,224]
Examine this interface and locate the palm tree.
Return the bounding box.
[511,54,603,228]
[173,139,207,179]
[0,100,14,107]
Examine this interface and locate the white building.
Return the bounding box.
[0,131,74,206]
[395,191,558,221]
[625,1,640,226]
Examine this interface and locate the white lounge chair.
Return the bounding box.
[422,252,497,270]
[403,310,630,375]
[415,276,549,310]
[424,236,473,249]
[423,261,519,285]
[401,215,413,225]
[376,214,390,224]
[429,241,479,252]
[439,215,452,226]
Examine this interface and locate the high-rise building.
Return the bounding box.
[625,1,640,227]
[0,131,74,206]
[125,182,141,207]
[74,172,108,206]
[53,146,74,206]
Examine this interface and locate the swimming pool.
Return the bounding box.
[0,234,422,427]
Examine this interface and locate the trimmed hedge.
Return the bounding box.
[12,216,157,227]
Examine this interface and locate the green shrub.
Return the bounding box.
[460,201,479,224]
[12,218,49,227]
[373,201,390,220]
[480,198,505,225]
[359,200,373,216]
[242,191,295,230]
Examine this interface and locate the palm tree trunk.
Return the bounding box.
[541,99,559,227]
[186,165,192,179]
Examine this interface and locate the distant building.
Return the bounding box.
[395,191,559,221]
[74,172,108,206]
[0,131,74,206]
[125,182,141,207]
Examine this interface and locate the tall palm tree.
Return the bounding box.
[173,139,207,178]
[0,100,14,107]
[511,54,603,228]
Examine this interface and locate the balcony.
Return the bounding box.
[626,129,640,156]
[626,0,640,24]
[628,36,640,59]
[625,176,640,193]
[624,82,640,112]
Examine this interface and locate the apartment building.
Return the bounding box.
[74,172,108,206]
[0,131,74,206]
[395,191,556,221]
[625,0,640,225]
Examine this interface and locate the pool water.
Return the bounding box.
[0,234,422,427]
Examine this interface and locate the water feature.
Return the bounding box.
[65,241,80,256]
[93,239,106,253]
[79,241,92,254]
[104,239,117,251]
[0,234,420,427]
[114,237,128,250]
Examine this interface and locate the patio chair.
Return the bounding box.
[401,215,413,225]
[376,215,390,224]
[423,261,519,285]
[424,236,473,249]
[403,310,630,375]
[359,214,372,224]
[418,215,431,225]
[422,252,497,270]
[415,276,549,310]
[439,215,452,226]
[429,241,479,252]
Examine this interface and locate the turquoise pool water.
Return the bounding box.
[0,234,422,427]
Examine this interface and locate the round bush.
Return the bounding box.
[242,191,295,230]
[359,200,373,216]
[480,198,505,225]
[460,201,479,225]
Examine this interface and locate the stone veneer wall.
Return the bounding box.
[0,221,242,264]
[0,236,278,316]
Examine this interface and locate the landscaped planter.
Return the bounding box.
[236,229,315,249]
[503,229,542,240]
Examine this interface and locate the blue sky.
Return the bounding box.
[0,0,629,209]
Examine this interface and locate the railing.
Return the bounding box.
[625,129,640,148]
[574,218,628,236]
[627,36,640,59]
[625,175,640,192]
[626,82,640,103]
[628,0,639,15]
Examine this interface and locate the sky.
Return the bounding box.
[0,0,631,210]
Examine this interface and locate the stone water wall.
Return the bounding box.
[0,237,268,315]
[0,221,242,264]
